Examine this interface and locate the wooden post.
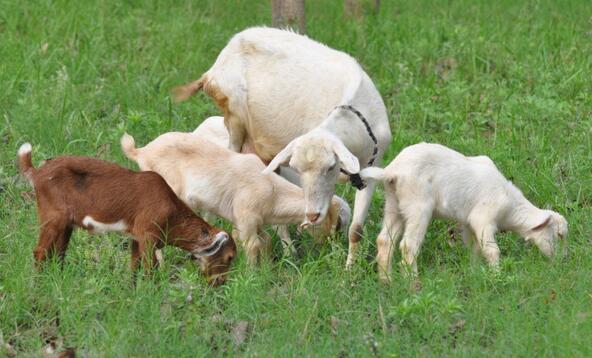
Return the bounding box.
[271,0,306,34]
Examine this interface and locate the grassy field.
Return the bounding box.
[1,0,591,356]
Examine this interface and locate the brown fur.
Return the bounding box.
[203,80,230,116]
[171,76,206,103]
[18,146,236,285]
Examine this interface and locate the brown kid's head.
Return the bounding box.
[192,229,236,286]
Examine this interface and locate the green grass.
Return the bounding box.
[1,0,591,356]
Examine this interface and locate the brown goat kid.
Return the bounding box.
[18,143,236,285]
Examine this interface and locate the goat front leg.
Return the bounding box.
[461,224,481,261]
[346,180,377,268]
[274,225,296,257]
[236,220,264,266]
[472,223,500,269]
[130,232,159,273]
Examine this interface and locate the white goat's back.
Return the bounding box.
[203,27,378,160]
[192,116,229,148]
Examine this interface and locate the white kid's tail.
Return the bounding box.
[359,167,385,182]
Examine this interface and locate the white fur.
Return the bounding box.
[82,216,127,234]
[192,116,350,251]
[363,143,568,282]
[122,131,349,265]
[192,116,302,185]
[18,143,32,156]
[182,28,392,267]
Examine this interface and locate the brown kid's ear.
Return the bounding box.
[532,215,552,231]
[195,232,229,258]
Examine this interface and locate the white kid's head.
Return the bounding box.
[263,131,359,226]
[525,210,568,258]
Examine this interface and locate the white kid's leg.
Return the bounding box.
[473,223,500,268]
[398,204,433,277]
[376,194,404,283]
[274,225,296,257]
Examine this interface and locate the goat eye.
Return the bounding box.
[328,164,336,172]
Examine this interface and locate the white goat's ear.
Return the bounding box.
[333,141,360,174]
[263,141,295,174]
[532,215,552,231]
[195,232,229,258]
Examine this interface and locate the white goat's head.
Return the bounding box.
[263,130,359,226]
[525,210,568,258]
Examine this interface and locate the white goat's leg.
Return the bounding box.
[346,180,377,268]
[376,196,404,283]
[274,225,296,256]
[258,229,273,260]
[473,223,500,268]
[225,114,246,153]
[398,204,432,277]
[236,220,263,266]
[461,224,480,257]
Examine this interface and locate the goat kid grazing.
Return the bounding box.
[121,131,350,265]
[191,116,350,253]
[360,143,568,282]
[173,27,392,268]
[17,143,236,285]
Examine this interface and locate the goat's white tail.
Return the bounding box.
[171,76,206,103]
[120,133,138,161]
[359,167,385,182]
[17,143,34,185]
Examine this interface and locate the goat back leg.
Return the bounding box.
[398,201,433,278]
[33,214,72,267]
[225,113,247,153]
[376,194,404,283]
[346,179,377,268]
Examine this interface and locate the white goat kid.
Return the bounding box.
[174,27,392,268]
[192,116,351,254]
[121,132,350,265]
[360,143,568,282]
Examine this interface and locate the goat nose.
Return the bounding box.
[306,212,321,223]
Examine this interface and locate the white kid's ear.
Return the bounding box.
[195,232,229,258]
[263,140,295,175]
[531,214,552,231]
[333,141,360,174]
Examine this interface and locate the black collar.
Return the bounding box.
[332,105,378,190]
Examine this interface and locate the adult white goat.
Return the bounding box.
[360,143,568,282]
[174,27,392,267]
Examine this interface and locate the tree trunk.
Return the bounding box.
[344,0,380,19]
[271,0,306,34]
